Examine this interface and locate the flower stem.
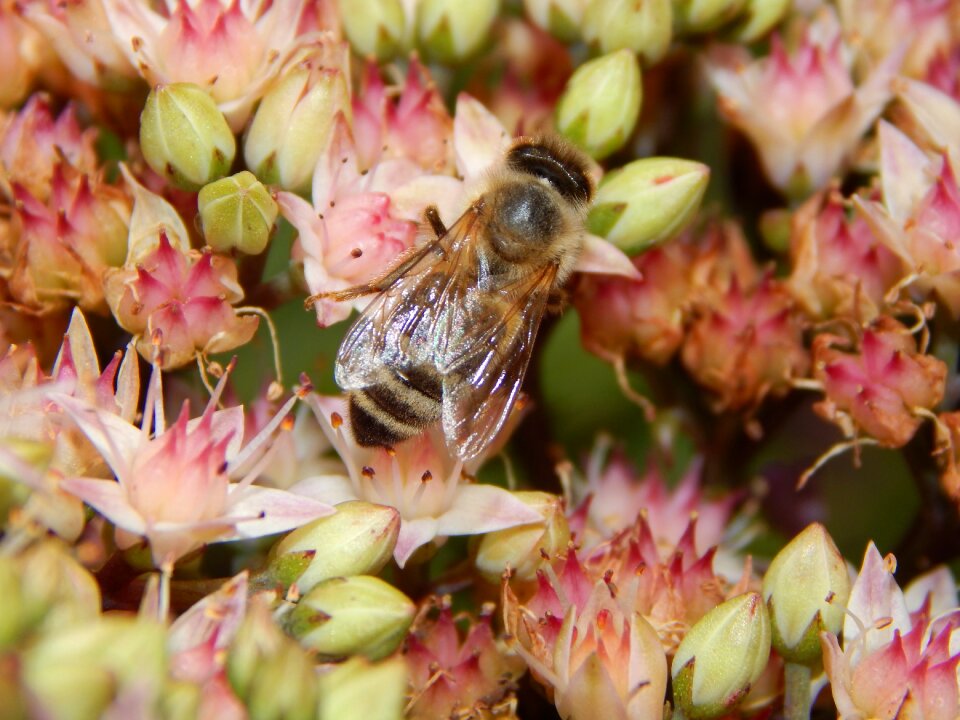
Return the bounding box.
[783,662,812,720]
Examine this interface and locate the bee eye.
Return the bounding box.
[507,142,592,205]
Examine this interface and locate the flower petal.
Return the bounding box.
[50,393,142,476]
[395,516,441,568]
[453,93,510,180]
[60,477,146,535]
[436,484,542,536]
[226,485,335,539]
[575,234,643,279]
[844,542,911,653]
[290,474,357,505]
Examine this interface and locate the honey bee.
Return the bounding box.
[309,136,594,461]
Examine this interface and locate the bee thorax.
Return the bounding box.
[487,182,565,263]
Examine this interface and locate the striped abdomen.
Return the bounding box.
[348,365,444,448]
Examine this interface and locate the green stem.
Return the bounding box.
[783,662,812,720]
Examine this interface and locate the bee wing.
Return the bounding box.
[441,262,557,461]
[334,208,485,390]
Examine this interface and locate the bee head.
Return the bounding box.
[506,137,593,206]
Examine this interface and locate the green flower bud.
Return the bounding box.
[244,55,350,194]
[475,491,569,583]
[0,541,101,650]
[583,0,673,66]
[523,0,586,43]
[268,501,400,594]
[727,0,789,42]
[318,656,408,720]
[286,576,415,661]
[337,0,408,61]
[227,598,319,720]
[762,523,850,665]
[674,0,746,35]
[140,83,236,191]
[23,616,167,720]
[198,171,278,255]
[417,0,499,64]
[588,157,709,254]
[556,49,641,160]
[672,592,771,719]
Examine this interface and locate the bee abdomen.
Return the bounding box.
[348,366,443,448]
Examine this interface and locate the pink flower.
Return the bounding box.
[567,436,740,558]
[352,55,454,174]
[787,188,904,321]
[821,543,960,720]
[99,0,331,129]
[837,0,951,79]
[812,315,946,447]
[54,367,334,567]
[405,596,522,719]
[104,231,259,369]
[0,309,139,539]
[503,548,669,720]
[10,161,131,313]
[857,121,960,316]
[0,94,98,200]
[166,572,249,720]
[706,10,899,196]
[290,394,541,568]
[681,273,809,412]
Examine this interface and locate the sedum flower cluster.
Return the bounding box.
[1,0,959,719]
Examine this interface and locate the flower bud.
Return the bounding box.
[416,0,499,64]
[227,598,319,720]
[588,157,709,254]
[286,576,415,661]
[672,592,771,719]
[556,49,641,160]
[244,54,350,194]
[23,616,167,720]
[674,0,746,34]
[523,0,586,42]
[198,171,279,255]
[728,0,789,42]
[337,0,409,61]
[583,0,673,66]
[318,656,408,720]
[140,83,236,191]
[474,491,569,583]
[762,523,850,665]
[268,501,400,594]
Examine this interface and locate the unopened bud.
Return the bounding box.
[588,157,709,254]
[672,592,771,719]
[227,598,319,720]
[475,491,569,583]
[198,171,279,255]
[318,656,408,720]
[337,0,409,61]
[583,0,673,66]
[140,83,236,191]
[763,523,850,665]
[23,616,167,720]
[244,52,350,194]
[416,0,499,63]
[674,0,746,35]
[523,0,586,42]
[728,0,789,42]
[268,501,400,594]
[286,576,415,661]
[556,49,642,160]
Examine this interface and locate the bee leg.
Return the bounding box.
[424,206,447,239]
